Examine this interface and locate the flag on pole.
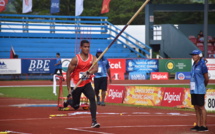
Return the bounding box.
[75,0,84,16]
[22,0,32,13]
[0,0,8,12]
[101,0,111,14]
[50,0,60,14]
[10,46,16,59]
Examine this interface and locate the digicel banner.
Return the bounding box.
[105,85,125,103]
[108,59,126,80]
[161,87,184,107]
[150,72,169,80]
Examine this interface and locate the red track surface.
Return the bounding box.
[0,80,215,134]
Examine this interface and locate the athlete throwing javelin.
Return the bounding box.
[66,40,100,128]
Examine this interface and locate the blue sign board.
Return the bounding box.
[175,72,191,80]
[22,59,56,73]
[126,59,158,80]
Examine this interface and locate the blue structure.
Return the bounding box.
[0,14,152,59]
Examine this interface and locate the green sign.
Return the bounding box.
[159,59,192,73]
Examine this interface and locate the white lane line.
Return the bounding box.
[67,124,215,133]
[68,124,215,129]
[67,128,113,134]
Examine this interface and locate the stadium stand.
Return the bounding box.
[0,14,152,59]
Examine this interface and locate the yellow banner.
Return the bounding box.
[123,86,164,106]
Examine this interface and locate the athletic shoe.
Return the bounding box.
[198,126,209,132]
[97,101,101,105]
[190,125,200,131]
[91,122,100,128]
[101,102,106,106]
[63,102,68,107]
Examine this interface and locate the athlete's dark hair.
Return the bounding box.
[80,40,90,47]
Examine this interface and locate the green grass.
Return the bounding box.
[0,86,68,100]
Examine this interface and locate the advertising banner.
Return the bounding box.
[150,72,169,80]
[159,59,191,73]
[161,87,184,107]
[50,0,60,14]
[61,58,71,80]
[126,59,158,80]
[128,71,148,80]
[181,88,193,108]
[206,59,215,79]
[108,59,126,80]
[22,59,55,73]
[123,86,164,106]
[106,85,125,103]
[175,72,191,80]
[0,59,21,74]
[205,89,215,111]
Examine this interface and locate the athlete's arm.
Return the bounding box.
[203,73,209,87]
[66,57,77,94]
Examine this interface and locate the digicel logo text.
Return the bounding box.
[152,74,168,80]
[108,89,123,99]
[109,62,121,69]
[164,92,181,103]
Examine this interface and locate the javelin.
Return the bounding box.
[74,0,150,89]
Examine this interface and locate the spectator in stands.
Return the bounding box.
[54,53,63,76]
[94,49,111,106]
[189,50,209,132]
[197,31,204,42]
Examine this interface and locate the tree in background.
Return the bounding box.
[2,0,215,25]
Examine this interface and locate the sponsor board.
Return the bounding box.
[150,72,169,80]
[126,59,158,80]
[106,85,125,103]
[206,59,215,79]
[161,87,184,107]
[159,59,191,73]
[175,72,191,80]
[108,59,126,80]
[126,59,158,72]
[123,86,164,106]
[205,89,215,111]
[0,59,21,74]
[61,58,71,73]
[22,59,55,73]
[128,71,148,80]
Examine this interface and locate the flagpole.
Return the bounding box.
[73,0,150,90]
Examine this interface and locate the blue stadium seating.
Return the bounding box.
[0,15,148,59]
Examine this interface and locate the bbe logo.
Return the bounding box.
[29,60,50,71]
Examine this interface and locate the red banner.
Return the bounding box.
[0,0,8,12]
[105,85,125,103]
[161,87,184,107]
[101,0,111,14]
[150,72,169,80]
[108,59,126,80]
